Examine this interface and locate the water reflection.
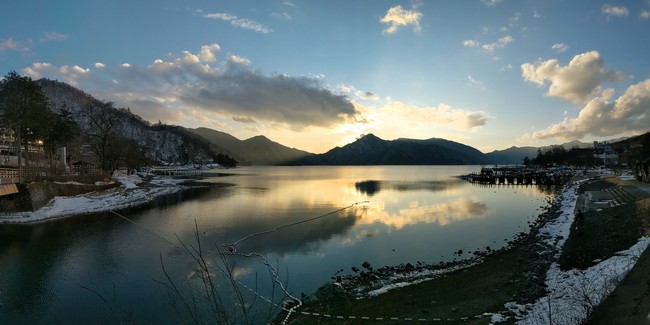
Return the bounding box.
[234,211,361,255]
[362,198,488,229]
[0,166,553,324]
[355,179,464,196]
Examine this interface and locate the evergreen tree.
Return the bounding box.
[0,71,53,168]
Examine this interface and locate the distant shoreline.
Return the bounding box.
[0,174,229,224]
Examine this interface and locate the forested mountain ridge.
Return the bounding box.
[186,127,312,165]
[286,134,489,165]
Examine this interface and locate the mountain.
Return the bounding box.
[187,127,311,165]
[36,79,234,166]
[33,79,648,168]
[287,134,487,165]
[485,146,539,165]
[484,140,600,165]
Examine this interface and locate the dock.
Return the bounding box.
[150,167,203,176]
[459,166,573,186]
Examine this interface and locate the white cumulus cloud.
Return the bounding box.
[521,51,626,104]
[23,63,92,86]
[528,79,650,140]
[380,5,423,34]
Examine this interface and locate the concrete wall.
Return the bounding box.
[11,180,119,212]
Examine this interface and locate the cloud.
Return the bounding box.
[467,75,486,90]
[272,12,292,21]
[0,38,19,51]
[382,101,491,130]
[602,4,629,17]
[481,0,504,7]
[641,11,650,19]
[22,62,91,85]
[481,35,513,52]
[23,44,358,130]
[527,79,650,140]
[551,43,568,53]
[94,62,106,69]
[232,116,256,124]
[227,54,250,65]
[463,36,513,53]
[521,51,626,104]
[463,40,479,47]
[198,44,220,62]
[184,70,357,129]
[380,5,422,34]
[42,32,68,41]
[204,12,273,33]
[337,84,379,101]
[0,38,31,52]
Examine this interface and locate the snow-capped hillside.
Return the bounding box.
[37,79,224,165]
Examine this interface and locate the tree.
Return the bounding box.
[82,101,120,172]
[216,153,238,168]
[105,136,152,174]
[523,155,530,166]
[43,105,80,169]
[0,71,53,169]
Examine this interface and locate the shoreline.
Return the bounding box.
[3,168,649,323]
[284,173,650,324]
[0,173,223,224]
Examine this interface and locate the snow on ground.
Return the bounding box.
[364,260,481,297]
[0,174,188,224]
[112,170,143,189]
[492,177,650,324]
[513,238,649,324]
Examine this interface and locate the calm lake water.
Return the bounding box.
[0,166,554,324]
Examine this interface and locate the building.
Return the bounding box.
[593,141,619,167]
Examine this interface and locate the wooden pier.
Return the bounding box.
[459,166,573,186]
[150,167,203,176]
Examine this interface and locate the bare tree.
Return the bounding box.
[82,101,121,172]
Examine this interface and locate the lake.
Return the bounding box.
[0,166,555,324]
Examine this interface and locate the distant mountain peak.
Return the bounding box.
[355,133,384,143]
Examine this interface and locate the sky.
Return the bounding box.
[1,0,650,154]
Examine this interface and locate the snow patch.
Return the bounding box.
[0,174,190,224]
[493,179,650,324]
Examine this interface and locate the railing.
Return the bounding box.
[0,168,23,184]
[0,167,102,184]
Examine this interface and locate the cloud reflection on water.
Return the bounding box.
[362,198,488,229]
